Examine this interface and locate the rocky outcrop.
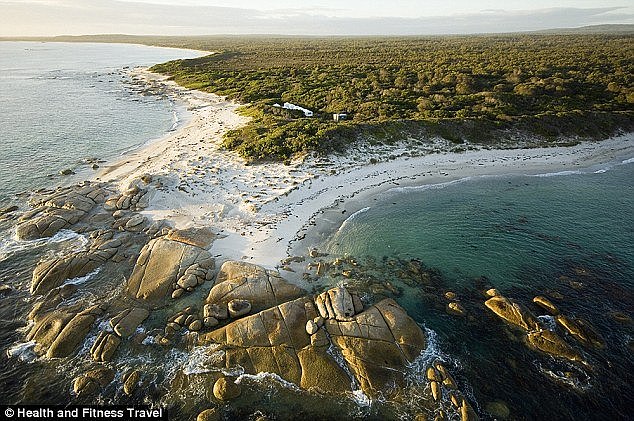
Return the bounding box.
[485,295,540,331]
[198,284,426,398]
[533,296,559,315]
[166,227,216,248]
[110,307,150,338]
[26,304,105,358]
[165,306,204,336]
[326,298,426,395]
[314,286,362,321]
[526,330,584,363]
[555,315,604,349]
[73,368,114,397]
[31,230,121,295]
[486,293,587,365]
[213,377,241,400]
[122,370,141,396]
[91,331,121,362]
[205,261,304,314]
[16,183,108,240]
[103,178,151,212]
[126,237,214,307]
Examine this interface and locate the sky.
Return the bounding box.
[0,0,632,36]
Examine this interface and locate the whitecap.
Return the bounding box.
[538,315,557,331]
[7,341,37,363]
[386,176,474,194]
[0,229,87,262]
[530,170,583,178]
[621,157,634,165]
[65,268,101,286]
[338,207,371,231]
[405,326,447,385]
[349,389,372,407]
[169,109,180,131]
[181,345,224,375]
[235,371,301,392]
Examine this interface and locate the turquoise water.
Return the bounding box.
[324,162,634,291]
[0,41,203,202]
[319,160,634,419]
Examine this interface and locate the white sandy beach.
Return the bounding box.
[95,68,634,270]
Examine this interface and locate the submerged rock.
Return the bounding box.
[31,231,120,295]
[0,284,14,296]
[197,409,219,421]
[486,400,510,419]
[555,315,604,349]
[446,302,466,317]
[485,293,587,366]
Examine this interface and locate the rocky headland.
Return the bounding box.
[2,68,632,420]
[9,178,480,420]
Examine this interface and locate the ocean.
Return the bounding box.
[316,159,634,419]
[0,41,203,202]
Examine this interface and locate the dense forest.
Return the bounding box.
[19,34,628,161]
[148,35,633,161]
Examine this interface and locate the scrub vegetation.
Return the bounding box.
[15,34,632,161]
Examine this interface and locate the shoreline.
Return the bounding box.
[91,70,634,274]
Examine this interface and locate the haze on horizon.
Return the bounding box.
[0,0,632,37]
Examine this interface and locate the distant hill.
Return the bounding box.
[1,25,633,44]
[532,24,634,35]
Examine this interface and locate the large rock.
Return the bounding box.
[167,227,216,248]
[110,307,150,338]
[126,237,214,307]
[122,370,141,396]
[90,331,121,362]
[26,304,104,358]
[213,377,241,400]
[485,295,540,331]
[533,296,559,315]
[31,231,121,295]
[314,286,360,321]
[555,315,604,349]
[103,179,150,212]
[73,368,114,397]
[16,184,107,240]
[526,330,584,363]
[205,261,304,313]
[198,289,426,398]
[326,298,426,395]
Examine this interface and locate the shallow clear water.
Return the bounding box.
[324,162,634,291]
[319,160,634,419]
[0,41,203,202]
